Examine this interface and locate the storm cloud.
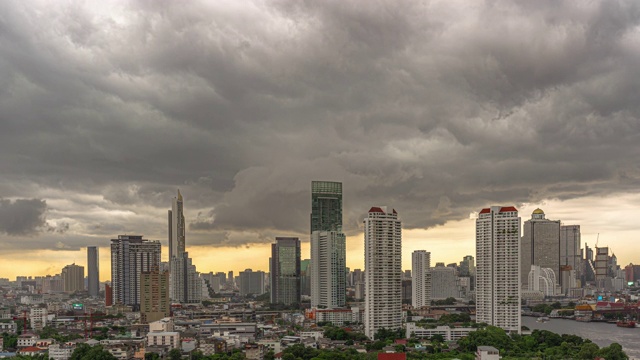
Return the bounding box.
[0,198,47,236]
[1,0,640,250]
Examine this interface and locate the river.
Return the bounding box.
[521,316,640,359]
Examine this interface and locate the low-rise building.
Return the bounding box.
[405,323,477,341]
[476,346,500,360]
[146,331,180,350]
[48,344,75,360]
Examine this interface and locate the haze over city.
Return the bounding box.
[1,0,640,281]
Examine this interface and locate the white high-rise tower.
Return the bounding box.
[311,231,346,309]
[476,206,521,333]
[364,206,402,339]
[411,250,431,308]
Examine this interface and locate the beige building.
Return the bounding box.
[146,331,180,350]
[61,264,84,293]
[140,269,170,323]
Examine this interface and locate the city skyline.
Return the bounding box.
[1,1,640,279]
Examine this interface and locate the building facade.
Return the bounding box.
[364,206,402,339]
[61,264,84,293]
[476,206,521,333]
[310,231,346,309]
[560,225,581,292]
[520,209,561,289]
[310,181,342,233]
[239,269,266,296]
[270,237,301,305]
[87,246,99,297]
[140,268,170,323]
[110,235,161,308]
[430,265,458,299]
[411,250,431,308]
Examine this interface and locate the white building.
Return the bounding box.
[364,206,402,339]
[476,206,521,333]
[30,308,48,332]
[430,265,458,299]
[411,250,431,308]
[477,346,500,360]
[406,323,477,341]
[147,331,180,349]
[48,344,75,360]
[528,265,556,297]
[311,231,346,309]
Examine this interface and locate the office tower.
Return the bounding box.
[270,237,301,305]
[228,271,234,286]
[110,235,161,308]
[61,264,84,293]
[300,259,311,296]
[364,206,402,339]
[411,250,431,308]
[311,181,342,233]
[140,268,170,323]
[87,246,99,297]
[430,264,458,299]
[560,225,581,292]
[476,206,521,333]
[311,231,346,309]
[459,255,475,277]
[520,209,560,291]
[310,181,346,309]
[239,269,266,296]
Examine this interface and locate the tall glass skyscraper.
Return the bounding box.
[311,181,342,233]
[270,237,301,305]
[310,181,346,309]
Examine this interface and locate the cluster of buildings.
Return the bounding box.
[3,181,640,359]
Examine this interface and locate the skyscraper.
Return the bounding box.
[61,264,84,293]
[520,209,560,291]
[411,250,431,308]
[270,237,301,305]
[110,235,161,308]
[364,206,402,339]
[430,264,458,299]
[167,190,200,303]
[311,231,346,309]
[87,246,99,297]
[560,225,581,292]
[310,181,346,309]
[140,268,170,323]
[311,181,342,233]
[476,206,521,333]
[168,190,185,260]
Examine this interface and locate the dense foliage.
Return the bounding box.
[69,343,117,360]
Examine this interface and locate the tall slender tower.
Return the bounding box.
[87,246,100,297]
[411,250,431,308]
[310,181,346,309]
[169,190,185,260]
[364,206,402,339]
[476,206,521,333]
[270,237,301,305]
[167,190,201,303]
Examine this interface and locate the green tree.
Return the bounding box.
[597,343,628,360]
[168,348,182,360]
[145,353,161,360]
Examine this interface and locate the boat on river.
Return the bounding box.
[537,317,550,323]
[616,321,636,328]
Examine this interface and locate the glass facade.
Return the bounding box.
[311,181,342,233]
[270,237,301,305]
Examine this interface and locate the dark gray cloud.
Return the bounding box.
[0,198,47,235]
[0,0,639,250]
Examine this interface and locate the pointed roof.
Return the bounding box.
[177,189,183,201]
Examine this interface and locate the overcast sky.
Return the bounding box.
[1,0,640,278]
